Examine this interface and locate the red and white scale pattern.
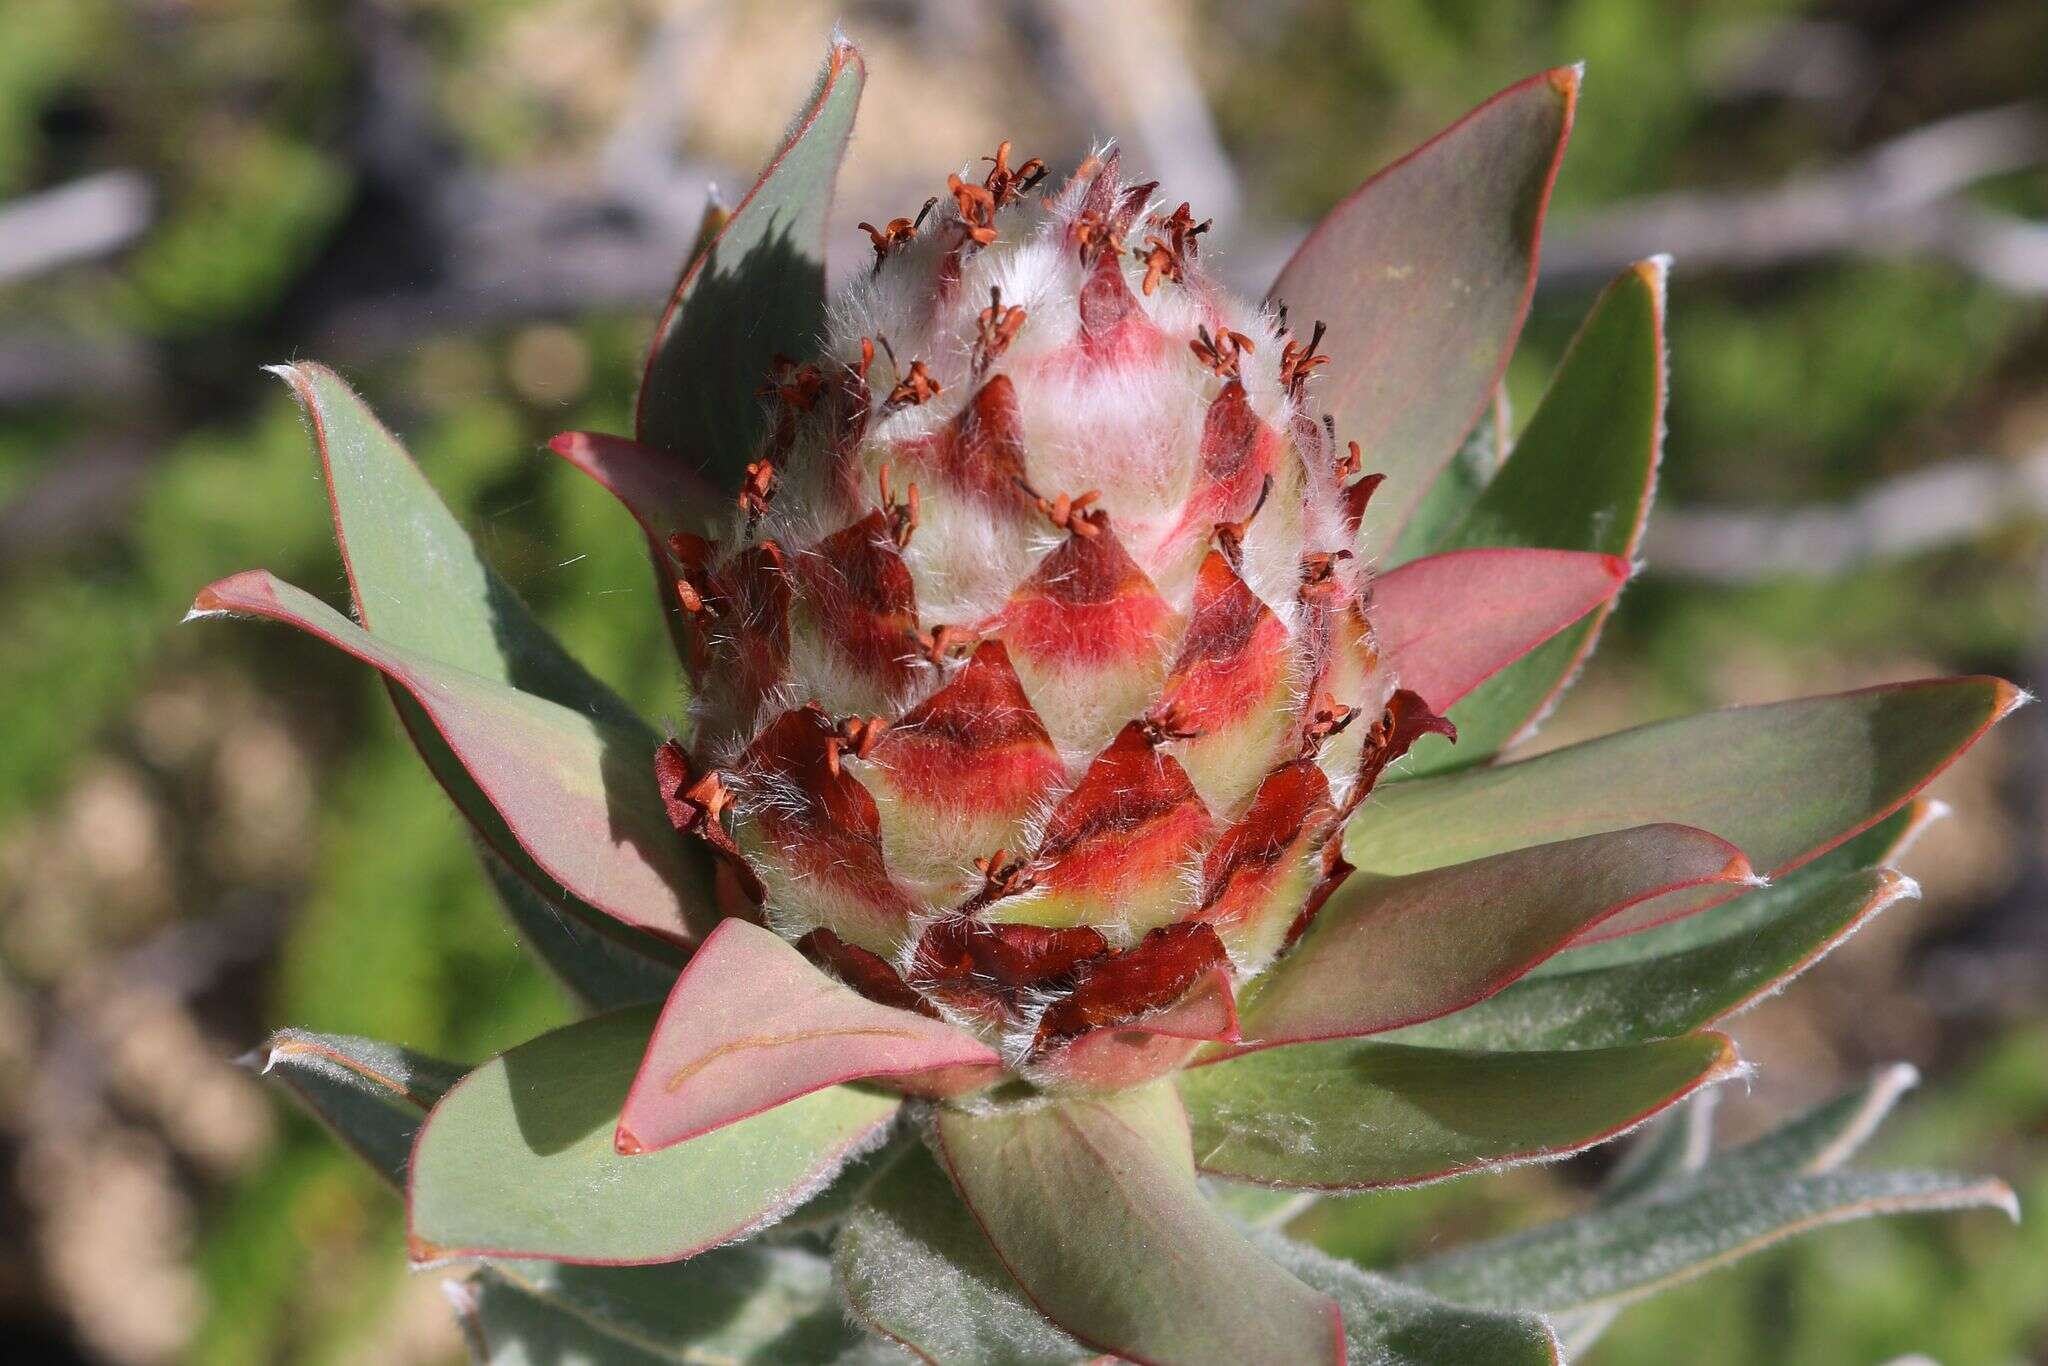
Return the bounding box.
[656,152,1450,1083]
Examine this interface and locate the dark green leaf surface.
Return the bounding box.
[1268,68,1576,558]
[934,1082,1343,1365]
[1255,1233,1560,1366]
[1401,1168,2016,1314]
[1345,678,2017,939]
[1400,260,1667,777]
[1386,868,1911,1050]
[252,1029,463,1188]
[1238,823,1749,1047]
[636,40,864,483]
[408,1007,899,1264]
[477,852,677,1013]
[459,1246,865,1365]
[1179,1033,1737,1189]
[836,1145,1086,1366]
[195,572,715,946]
[266,362,698,966]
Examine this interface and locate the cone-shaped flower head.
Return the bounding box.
[659,146,1447,1086]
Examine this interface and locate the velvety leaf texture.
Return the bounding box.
[836,1146,1088,1366]
[1178,1033,1738,1189]
[1403,1168,2016,1314]
[252,1029,463,1188]
[408,1007,899,1265]
[1255,1233,1560,1366]
[1268,67,1577,557]
[935,1082,1344,1365]
[478,851,678,1013]
[459,1247,865,1365]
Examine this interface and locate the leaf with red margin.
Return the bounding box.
[1032,964,1239,1093]
[255,363,702,966]
[191,572,715,945]
[1178,1032,1739,1190]
[637,39,863,484]
[1389,867,1915,1052]
[934,1081,1345,1365]
[252,1030,463,1189]
[548,430,721,546]
[1372,547,1628,713]
[616,921,1000,1153]
[1268,67,1578,557]
[1403,260,1669,777]
[407,1007,898,1266]
[548,429,721,675]
[1344,677,2023,942]
[1233,824,1752,1050]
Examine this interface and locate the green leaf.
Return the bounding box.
[1237,824,1750,1047]
[836,1144,1087,1366]
[1703,1062,1925,1183]
[251,1029,464,1188]
[478,850,677,1013]
[1385,390,1507,567]
[1269,67,1576,559]
[1521,800,1927,977]
[456,1246,867,1365]
[1399,1169,2016,1314]
[1551,1066,1919,1355]
[1344,677,2020,940]
[408,1007,899,1264]
[636,39,864,483]
[934,1082,1343,1365]
[1596,1092,1718,1206]
[1254,1233,1560,1366]
[1202,1179,1320,1232]
[1386,867,1912,1051]
[1400,260,1668,778]
[264,362,698,965]
[1177,1033,1738,1190]
[194,573,715,946]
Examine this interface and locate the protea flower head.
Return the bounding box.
[206,35,2024,1366]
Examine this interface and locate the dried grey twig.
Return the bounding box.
[1644,448,2048,582]
[1541,103,2048,292]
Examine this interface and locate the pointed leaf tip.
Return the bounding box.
[1271,66,1577,556]
[617,920,998,1151]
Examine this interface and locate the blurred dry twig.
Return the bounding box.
[1543,103,2048,292]
[1643,447,2048,582]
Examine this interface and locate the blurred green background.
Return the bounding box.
[1,1,2043,1362]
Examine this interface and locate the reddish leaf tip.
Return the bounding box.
[613,1124,647,1157]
